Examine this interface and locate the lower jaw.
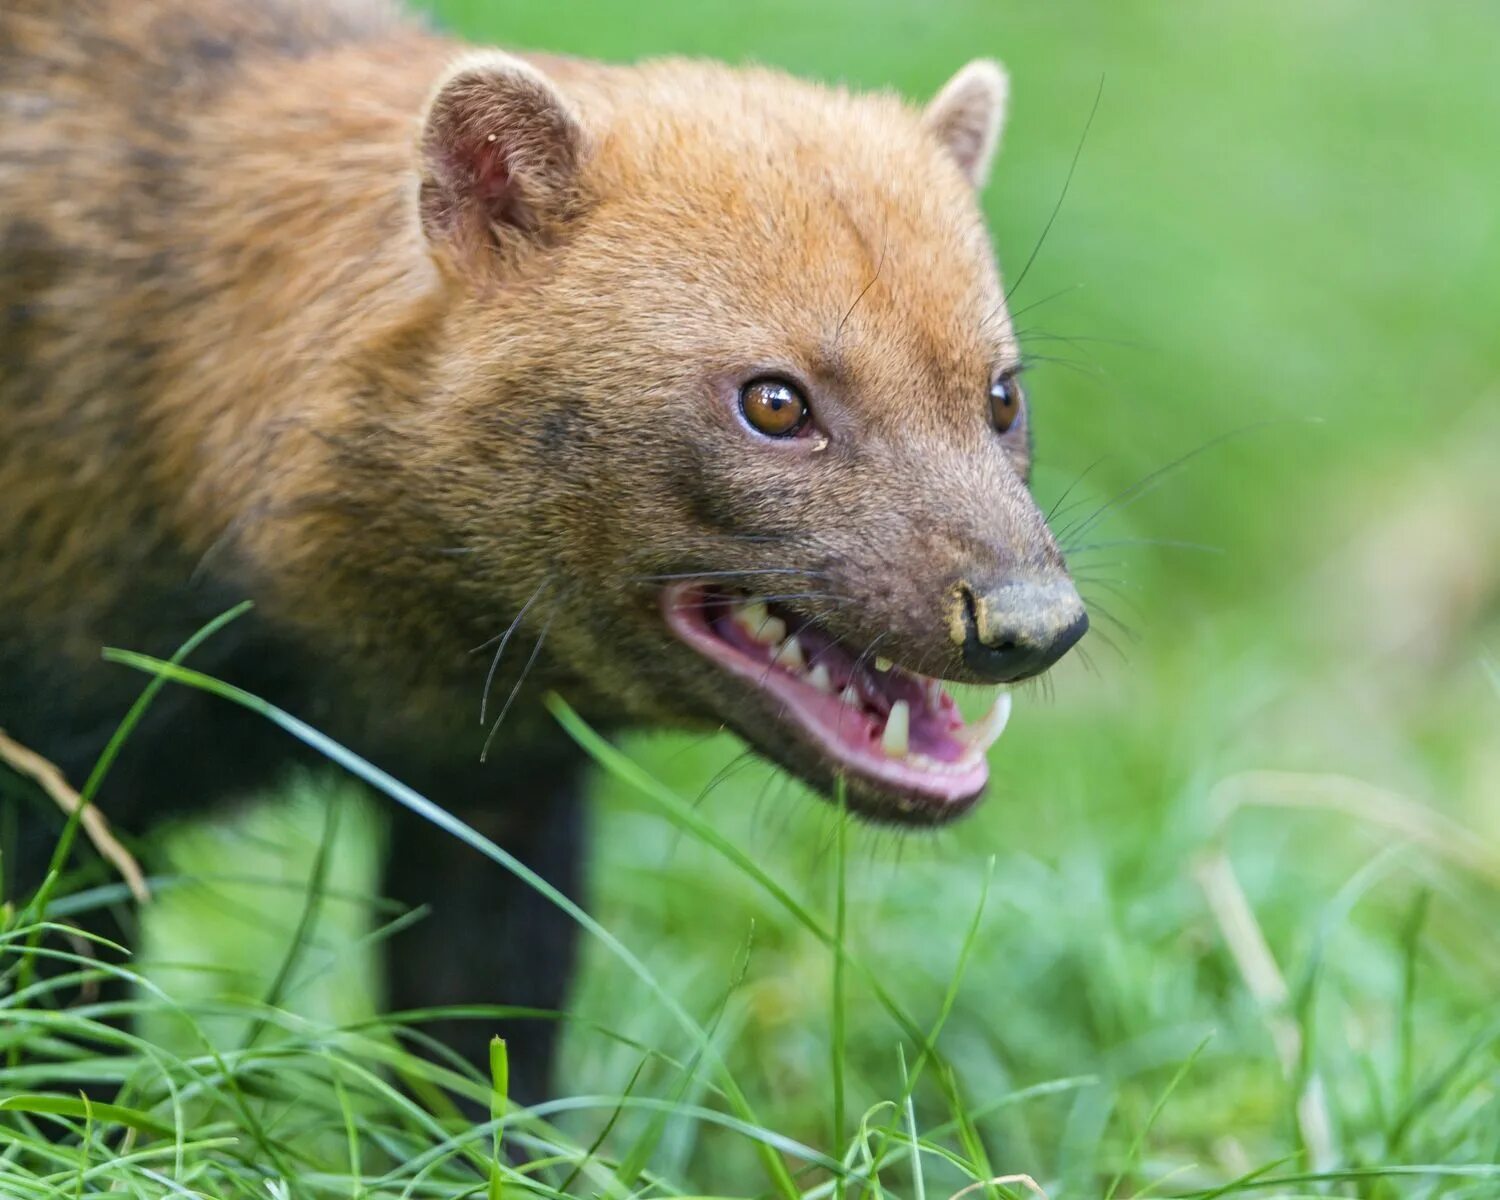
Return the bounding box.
[660,583,1010,823]
[793,751,991,825]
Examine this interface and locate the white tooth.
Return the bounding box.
[874,655,893,672]
[840,685,862,708]
[962,691,1013,755]
[752,615,787,645]
[882,700,910,758]
[807,663,833,693]
[736,598,769,628]
[731,600,785,645]
[772,635,805,671]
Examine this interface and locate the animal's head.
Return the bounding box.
[409,51,1086,822]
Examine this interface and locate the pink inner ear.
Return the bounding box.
[437,128,527,232]
[471,135,513,209]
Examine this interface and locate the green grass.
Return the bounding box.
[4,0,1500,1195]
[2,661,1497,1196]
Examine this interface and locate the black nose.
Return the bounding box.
[958,576,1088,683]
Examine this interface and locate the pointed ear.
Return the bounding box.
[418,52,585,266]
[923,59,1009,189]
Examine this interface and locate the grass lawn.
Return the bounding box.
[3,0,1498,1195]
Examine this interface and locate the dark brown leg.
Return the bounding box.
[377,749,589,1106]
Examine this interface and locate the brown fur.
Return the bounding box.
[3,0,1074,807]
[1,0,1081,1088]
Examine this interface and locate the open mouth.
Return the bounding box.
[661,582,1011,817]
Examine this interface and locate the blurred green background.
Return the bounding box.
[138,0,1500,1193]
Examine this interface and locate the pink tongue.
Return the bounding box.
[910,711,968,762]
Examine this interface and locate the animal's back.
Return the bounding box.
[0,0,419,810]
[0,0,410,471]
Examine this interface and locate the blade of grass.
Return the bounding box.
[333,1075,364,1200]
[613,925,754,1193]
[832,782,848,1200]
[23,601,254,925]
[241,790,341,1051]
[1177,1163,1500,1196]
[1393,887,1431,1150]
[102,649,800,1200]
[900,1046,926,1200]
[546,694,952,1075]
[0,1094,176,1139]
[557,1055,648,1197]
[904,856,994,1100]
[1103,1033,1211,1200]
[11,602,254,1055]
[489,1036,508,1200]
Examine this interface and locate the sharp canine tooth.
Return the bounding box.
[882,700,910,758]
[840,685,861,708]
[963,692,1013,754]
[874,655,893,672]
[807,663,833,692]
[773,635,805,670]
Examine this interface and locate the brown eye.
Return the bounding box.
[740,377,810,438]
[989,373,1024,433]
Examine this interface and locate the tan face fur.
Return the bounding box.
[396,54,1085,818]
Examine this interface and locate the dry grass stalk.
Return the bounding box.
[0,726,150,903]
[948,1175,1049,1200]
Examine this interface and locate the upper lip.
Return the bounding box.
[659,580,1013,822]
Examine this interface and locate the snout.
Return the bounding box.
[955,576,1088,683]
